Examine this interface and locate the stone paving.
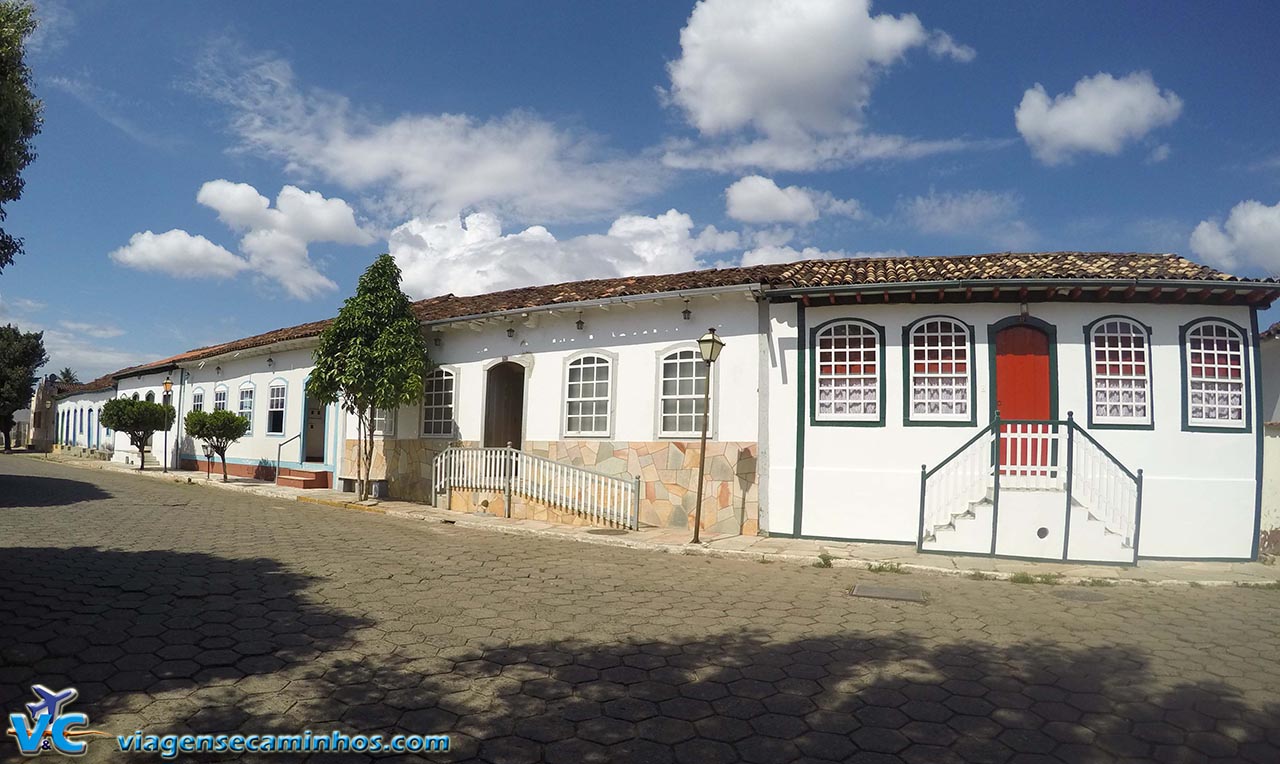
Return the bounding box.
[2,454,1279,763]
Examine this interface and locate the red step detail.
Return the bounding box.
[276,467,331,489]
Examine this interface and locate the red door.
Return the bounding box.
[994,326,1054,477]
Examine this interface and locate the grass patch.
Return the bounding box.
[1010,572,1061,585]
[1080,578,1116,587]
[1236,581,1280,590]
[812,552,834,569]
[867,562,908,574]
[966,571,997,581]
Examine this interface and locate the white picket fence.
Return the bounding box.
[433,446,640,529]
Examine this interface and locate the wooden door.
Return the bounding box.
[484,363,525,448]
[994,325,1055,479]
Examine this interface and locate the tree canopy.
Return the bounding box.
[185,409,249,482]
[0,1,42,274]
[0,322,44,450]
[307,254,430,500]
[100,397,174,470]
[57,366,77,384]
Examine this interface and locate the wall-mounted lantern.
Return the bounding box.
[267,356,275,369]
[682,299,692,321]
[576,311,585,331]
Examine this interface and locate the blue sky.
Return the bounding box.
[2,0,1280,377]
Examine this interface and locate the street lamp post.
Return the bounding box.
[690,327,725,544]
[201,443,213,481]
[162,375,173,473]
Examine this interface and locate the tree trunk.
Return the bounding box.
[363,414,376,502]
[2,428,10,453]
[355,408,366,502]
[135,435,146,470]
[219,451,228,482]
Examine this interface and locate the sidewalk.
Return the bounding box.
[25,451,1280,587]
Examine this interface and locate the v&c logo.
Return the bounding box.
[6,685,108,757]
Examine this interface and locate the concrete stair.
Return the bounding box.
[276,467,331,490]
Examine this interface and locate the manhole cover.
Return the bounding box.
[587,528,629,536]
[851,583,926,603]
[1052,589,1108,602]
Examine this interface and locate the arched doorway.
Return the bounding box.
[991,318,1058,482]
[484,362,525,448]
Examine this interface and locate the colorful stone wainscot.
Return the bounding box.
[341,438,760,536]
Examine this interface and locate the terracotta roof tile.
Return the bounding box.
[109,251,1274,376]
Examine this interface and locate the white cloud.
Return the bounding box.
[112,182,373,300]
[59,320,124,339]
[1147,143,1171,164]
[740,244,906,267]
[196,43,662,224]
[196,180,374,299]
[1015,72,1183,165]
[389,210,740,300]
[899,189,1035,248]
[1190,199,1280,274]
[46,76,178,149]
[661,0,979,171]
[109,230,249,279]
[26,0,74,55]
[0,293,45,317]
[725,175,863,225]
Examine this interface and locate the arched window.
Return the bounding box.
[659,348,709,437]
[213,386,228,412]
[131,393,139,401]
[238,383,255,435]
[192,389,204,412]
[814,320,883,424]
[422,369,456,437]
[906,317,972,424]
[145,391,155,403]
[1088,318,1152,426]
[1183,320,1248,429]
[565,355,612,436]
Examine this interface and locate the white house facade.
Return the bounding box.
[94,252,1278,563]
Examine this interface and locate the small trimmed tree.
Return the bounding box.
[307,254,430,501]
[100,397,174,470]
[185,409,249,482]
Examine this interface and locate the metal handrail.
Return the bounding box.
[275,433,301,485]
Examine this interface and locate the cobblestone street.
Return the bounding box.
[2,454,1278,763]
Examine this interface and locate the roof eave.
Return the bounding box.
[767,277,1280,299]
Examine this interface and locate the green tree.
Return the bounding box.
[57,366,77,384]
[0,1,42,274]
[185,409,249,483]
[100,397,174,470]
[0,322,45,451]
[307,254,430,501]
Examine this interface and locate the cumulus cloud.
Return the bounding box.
[661,0,981,171]
[109,230,249,279]
[1015,72,1183,165]
[1190,199,1280,274]
[196,43,662,224]
[898,189,1035,249]
[389,210,740,299]
[111,181,373,299]
[725,175,863,225]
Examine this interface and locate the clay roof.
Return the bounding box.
[53,373,116,397]
[109,251,1276,377]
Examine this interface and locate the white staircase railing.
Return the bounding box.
[1069,425,1141,547]
[919,412,1143,560]
[919,424,996,541]
[433,446,641,529]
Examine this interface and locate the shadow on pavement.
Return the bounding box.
[0,473,113,507]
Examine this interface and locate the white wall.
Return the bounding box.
[364,293,762,447]
[54,389,116,450]
[768,299,1260,560]
[112,371,181,466]
[178,346,342,472]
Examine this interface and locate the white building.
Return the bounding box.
[98,252,1278,563]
